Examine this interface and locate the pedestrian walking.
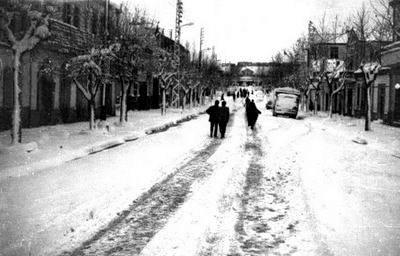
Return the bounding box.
[206,100,220,138]
[245,96,251,124]
[221,93,225,101]
[247,100,261,130]
[219,101,230,138]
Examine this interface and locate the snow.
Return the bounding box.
[294,112,400,255]
[140,108,250,256]
[0,103,211,179]
[1,96,400,256]
[0,98,240,255]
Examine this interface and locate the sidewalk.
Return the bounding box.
[0,104,210,181]
[301,111,400,157]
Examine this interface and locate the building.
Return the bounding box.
[235,62,272,87]
[0,0,190,131]
[0,0,117,131]
[372,0,400,126]
[306,41,347,112]
[306,28,391,120]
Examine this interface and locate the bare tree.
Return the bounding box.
[153,47,177,115]
[0,5,51,144]
[66,45,116,130]
[357,62,381,131]
[370,0,395,41]
[353,3,372,41]
[325,60,346,118]
[112,5,158,123]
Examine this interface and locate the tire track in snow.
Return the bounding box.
[227,114,320,256]
[59,115,236,256]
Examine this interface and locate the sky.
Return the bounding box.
[112,0,367,63]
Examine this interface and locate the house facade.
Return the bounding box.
[0,0,190,131]
[373,0,400,126]
[0,0,119,131]
[379,42,400,126]
[306,28,393,123]
[307,42,347,112]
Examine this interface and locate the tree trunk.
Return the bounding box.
[11,50,22,145]
[182,92,186,110]
[189,89,193,109]
[89,99,95,130]
[313,92,317,115]
[169,87,173,107]
[120,83,127,123]
[329,94,333,118]
[365,85,371,131]
[162,88,166,115]
[199,88,204,105]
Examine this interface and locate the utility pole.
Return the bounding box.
[198,27,204,69]
[172,0,183,108]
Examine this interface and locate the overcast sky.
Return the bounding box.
[112,0,367,63]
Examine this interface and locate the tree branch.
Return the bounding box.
[22,19,37,43]
[73,78,91,101]
[0,13,16,45]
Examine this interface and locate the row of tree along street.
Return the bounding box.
[265,0,399,132]
[0,0,224,145]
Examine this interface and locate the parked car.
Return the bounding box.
[272,87,300,118]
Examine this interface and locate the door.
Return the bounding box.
[38,75,55,125]
[347,89,353,116]
[378,86,385,120]
[394,88,400,122]
[152,78,160,109]
[139,81,148,110]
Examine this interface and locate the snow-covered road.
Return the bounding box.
[0,112,214,256]
[1,100,400,256]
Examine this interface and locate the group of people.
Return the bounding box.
[205,95,262,139]
[206,100,230,138]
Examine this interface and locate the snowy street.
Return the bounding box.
[1,100,400,256]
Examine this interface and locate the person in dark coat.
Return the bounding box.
[245,96,251,123]
[219,101,230,138]
[206,100,220,138]
[247,100,261,129]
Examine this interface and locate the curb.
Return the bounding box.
[0,111,205,181]
[144,113,201,135]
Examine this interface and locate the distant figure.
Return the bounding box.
[233,92,236,102]
[237,91,240,98]
[219,101,230,138]
[221,93,225,101]
[247,100,261,130]
[206,100,220,138]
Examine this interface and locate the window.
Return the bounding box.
[63,3,73,25]
[330,47,339,59]
[73,6,80,28]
